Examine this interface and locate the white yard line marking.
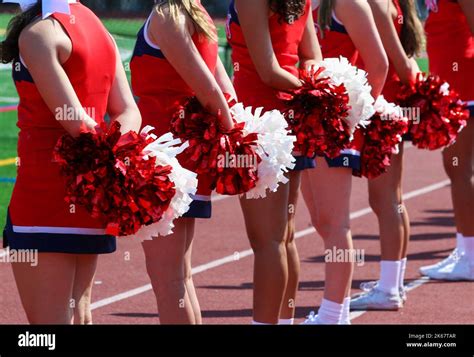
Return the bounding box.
[91,179,451,311]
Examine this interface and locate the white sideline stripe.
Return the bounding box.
[91,178,451,312]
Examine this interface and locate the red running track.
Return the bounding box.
[1,143,473,324]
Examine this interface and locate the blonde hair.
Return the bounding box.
[155,0,217,42]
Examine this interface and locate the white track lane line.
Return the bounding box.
[91,179,450,311]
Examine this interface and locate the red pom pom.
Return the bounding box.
[357,103,409,179]
[397,74,469,150]
[54,121,176,236]
[171,97,261,196]
[280,67,352,159]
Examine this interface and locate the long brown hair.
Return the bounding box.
[269,0,307,24]
[0,0,42,64]
[318,0,334,33]
[155,0,217,41]
[398,0,425,57]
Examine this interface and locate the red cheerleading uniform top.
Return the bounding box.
[130,2,218,136]
[425,0,474,106]
[312,6,359,64]
[9,1,117,233]
[357,0,403,102]
[226,0,311,112]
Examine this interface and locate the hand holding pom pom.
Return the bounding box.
[356,96,409,179]
[280,66,352,159]
[397,74,469,150]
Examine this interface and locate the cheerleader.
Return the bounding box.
[301,0,388,324]
[351,0,425,310]
[227,0,322,325]
[130,0,235,324]
[419,0,474,281]
[1,0,141,324]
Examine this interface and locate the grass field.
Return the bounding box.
[0,12,430,233]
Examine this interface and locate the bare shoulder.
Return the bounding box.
[150,2,193,34]
[19,17,64,53]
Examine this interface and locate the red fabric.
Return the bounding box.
[10,2,117,229]
[425,0,474,103]
[130,2,218,197]
[312,7,359,64]
[228,0,311,112]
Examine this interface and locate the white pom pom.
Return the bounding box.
[318,56,376,132]
[231,103,296,199]
[135,128,198,238]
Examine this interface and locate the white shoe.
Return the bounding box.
[420,249,461,276]
[300,311,324,325]
[425,254,474,281]
[350,287,403,311]
[359,280,407,303]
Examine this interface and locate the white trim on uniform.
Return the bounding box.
[12,226,106,235]
[190,194,212,202]
[465,100,474,107]
[340,148,361,156]
[144,15,161,50]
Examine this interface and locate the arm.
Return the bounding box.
[336,0,389,98]
[19,19,97,137]
[298,8,323,70]
[215,57,237,100]
[368,0,418,84]
[107,41,142,134]
[148,7,233,130]
[235,0,302,90]
[458,0,474,34]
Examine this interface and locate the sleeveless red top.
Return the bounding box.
[10,1,117,231]
[227,0,311,112]
[312,5,358,64]
[130,2,218,136]
[425,0,474,103]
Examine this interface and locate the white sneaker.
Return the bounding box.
[359,280,407,303]
[300,311,324,325]
[425,254,474,281]
[350,287,403,311]
[419,249,461,276]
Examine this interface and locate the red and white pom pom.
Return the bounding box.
[397,74,469,150]
[318,56,375,132]
[281,66,352,159]
[357,96,409,179]
[135,127,198,237]
[231,104,296,199]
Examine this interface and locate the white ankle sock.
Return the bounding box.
[378,260,401,295]
[399,257,407,289]
[339,297,351,325]
[318,298,344,324]
[456,233,466,255]
[278,318,294,325]
[462,236,474,263]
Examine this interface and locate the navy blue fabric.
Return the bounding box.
[182,200,212,219]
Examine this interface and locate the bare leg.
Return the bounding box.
[240,181,290,324]
[301,157,354,303]
[280,170,302,320]
[184,219,202,324]
[142,218,196,324]
[368,145,407,261]
[72,254,98,325]
[442,118,474,236]
[12,253,76,324]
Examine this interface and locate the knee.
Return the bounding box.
[312,212,350,241]
[249,233,286,254]
[369,189,400,215]
[443,153,473,183]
